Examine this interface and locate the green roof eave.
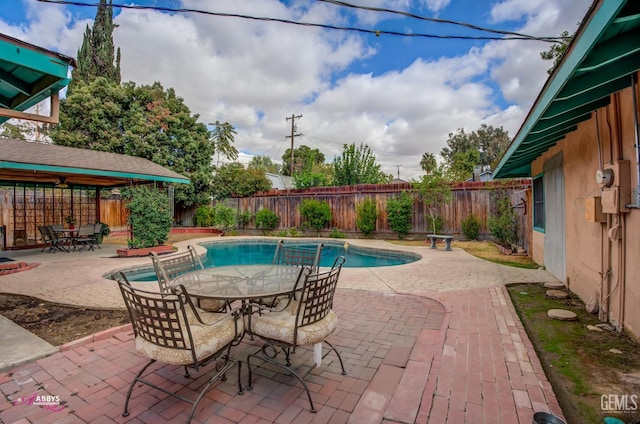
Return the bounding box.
[494,0,634,179]
[0,161,191,185]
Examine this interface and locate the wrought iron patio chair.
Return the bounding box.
[255,240,324,309]
[151,245,228,312]
[115,273,243,423]
[246,256,347,413]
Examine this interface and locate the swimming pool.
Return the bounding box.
[119,239,420,282]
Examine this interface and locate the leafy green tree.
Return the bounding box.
[68,0,120,94]
[414,169,452,234]
[440,124,510,180]
[53,80,216,208]
[0,122,28,140]
[211,163,271,200]
[333,143,388,186]
[248,155,280,173]
[386,191,414,239]
[420,152,437,175]
[121,82,213,207]
[123,185,172,248]
[356,198,377,238]
[541,30,572,75]
[52,77,127,152]
[209,121,238,168]
[293,163,333,189]
[299,199,332,236]
[281,145,325,176]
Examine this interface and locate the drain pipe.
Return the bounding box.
[631,73,640,208]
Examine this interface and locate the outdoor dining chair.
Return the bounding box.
[45,225,71,252]
[255,240,325,308]
[38,225,54,253]
[115,273,243,424]
[151,245,228,312]
[246,256,347,413]
[73,224,95,251]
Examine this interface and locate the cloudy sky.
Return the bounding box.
[2,0,590,180]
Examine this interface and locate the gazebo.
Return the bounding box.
[0,34,189,249]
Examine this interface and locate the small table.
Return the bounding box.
[171,264,305,302]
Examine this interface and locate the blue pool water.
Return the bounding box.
[122,240,420,282]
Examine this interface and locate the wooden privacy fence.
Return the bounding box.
[230,180,532,241]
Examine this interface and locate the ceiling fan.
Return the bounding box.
[55,176,68,188]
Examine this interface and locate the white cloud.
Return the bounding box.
[2,0,590,181]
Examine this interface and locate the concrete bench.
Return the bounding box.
[426,234,453,251]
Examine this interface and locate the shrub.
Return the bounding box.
[356,198,377,238]
[255,208,280,232]
[237,210,254,228]
[461,213,480,240]
[386,192,414,240]
[288,228,301,237]
[329,227,347,238]
[277,229,289,237]
[214,203,236,232]
[194,205,216,227]
[123,185,172,249]
[299,199,332,236]
[488,190,520,249]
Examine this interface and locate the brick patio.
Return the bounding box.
[0,285,564,423]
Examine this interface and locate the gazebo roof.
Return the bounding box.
[0,138,190,187]
[0,33,76,124]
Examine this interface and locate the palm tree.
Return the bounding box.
[209,121,239,168]
[420,152,437,175]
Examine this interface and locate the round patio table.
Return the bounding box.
[171,264,306,302]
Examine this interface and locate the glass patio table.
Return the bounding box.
[171,264,305,302]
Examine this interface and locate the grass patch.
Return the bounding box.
[389,239,539,269]
[507,283,640,424]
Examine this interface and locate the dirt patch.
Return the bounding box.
[508,283,640,424]
[0,294,129,347]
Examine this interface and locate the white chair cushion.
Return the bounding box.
[135,311,239,365]
[249,306,338,346]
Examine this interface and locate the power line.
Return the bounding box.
[319,0,559,42]
[36,0,564,42]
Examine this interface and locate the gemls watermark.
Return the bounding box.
[601,394,639,413]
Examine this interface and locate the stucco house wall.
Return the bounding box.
[530,82,640,337]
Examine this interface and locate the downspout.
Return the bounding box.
[631,73,640,209]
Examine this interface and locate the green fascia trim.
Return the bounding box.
[556,53,640,100]
[529,114,589,135]
[576,29,640,72]
[542,97,610,120]
[0,161,191,185]
[494,0,628,178]
[0,39,71,79]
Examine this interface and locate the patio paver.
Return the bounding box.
[0,238,565,423]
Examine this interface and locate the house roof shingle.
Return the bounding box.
[0,138,190,187]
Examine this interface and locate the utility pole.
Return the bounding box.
[285,114,303,176]
[394,164,402,180]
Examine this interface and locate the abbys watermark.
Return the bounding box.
[12,392,64,412]
[601,394,639,413]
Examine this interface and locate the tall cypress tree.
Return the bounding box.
[68,0,121,93]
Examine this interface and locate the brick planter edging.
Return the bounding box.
[116,245,175,257]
